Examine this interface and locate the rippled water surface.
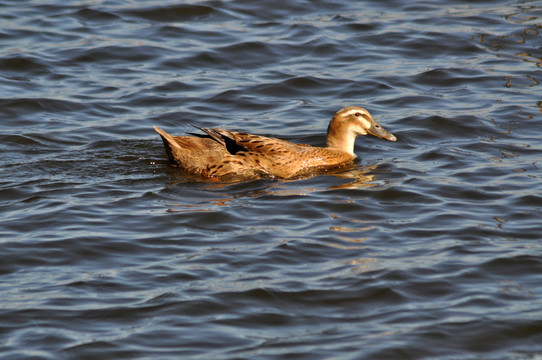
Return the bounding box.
[1,1,542,359]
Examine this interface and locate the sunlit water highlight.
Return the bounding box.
[1,1,541,359]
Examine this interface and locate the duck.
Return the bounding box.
[154,106,396,180]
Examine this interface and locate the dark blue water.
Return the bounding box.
[1,1,542,359]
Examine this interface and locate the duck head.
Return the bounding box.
[326,106,396,155]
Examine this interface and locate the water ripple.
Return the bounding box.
[1,1,541,359]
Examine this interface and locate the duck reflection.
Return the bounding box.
[161,164,383,213]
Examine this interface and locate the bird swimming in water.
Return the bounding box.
[154,106,396,180]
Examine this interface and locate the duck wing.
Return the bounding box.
[194,126,249,155]
[197,127,299,156]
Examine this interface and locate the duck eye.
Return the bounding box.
[355,112,361,117]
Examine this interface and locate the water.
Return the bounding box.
[1,0,542,359]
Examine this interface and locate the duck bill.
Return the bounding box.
[368,119,397,142]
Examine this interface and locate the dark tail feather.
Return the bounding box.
[191,126,245,155]
[192,126,227,147]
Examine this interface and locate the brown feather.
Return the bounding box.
[154,106,396,180]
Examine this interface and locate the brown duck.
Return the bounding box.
[154,106,396,180]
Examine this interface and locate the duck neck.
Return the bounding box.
[326,121,356,155]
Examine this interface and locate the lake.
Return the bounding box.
[1,1,541,359]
